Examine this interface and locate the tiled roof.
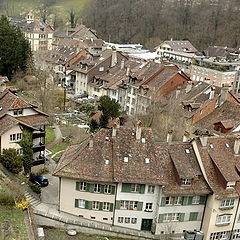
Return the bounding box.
[16,114,48,127]
[162,40,197,53]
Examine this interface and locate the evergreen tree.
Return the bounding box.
[0,15,32,79]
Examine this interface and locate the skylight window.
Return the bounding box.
[105,160,109,165]
[141,138,146,143]
[185,149,190,154]
[209,144,214,149]
[105,136,110,141]
[124,157,129,163]
[145,158,150,164]
[225,143,230,148]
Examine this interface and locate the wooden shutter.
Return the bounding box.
[86,183,94,193]
[75,182,80,191]
[137,202,143,211]
[200,196,206,204]
[88,201,92,210]
[188,196,193,205]
[160,197,166,207]
[182,196,189,205]
[122,183,131,192]
[100,185,104,194]
[179,213,185,222]
[158,214,164,223]
[111,185,116,195]
[189,212,198,221]
[99,202,103,211]
[85,200,89,209]
[140,184,145,194]
[75,199,78,208]
[115,200,121,209]
[110,203,114,212]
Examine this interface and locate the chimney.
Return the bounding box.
[234,135,240,155]
[176,87,181,99]
[219,84,230,106]
[136,120,142,140]
[183,131,190,142]
[185,81,192,93]
[111,46,117,67]
[126,67,130,76]
[120,59,125,70]
[209,86,215,100]
[89,134,93,148]
[112,124,117,138]
[200,135,208,147]
[167,130,173,143]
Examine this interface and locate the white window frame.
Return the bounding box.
[79,182,86,191]
[192,196,200,204]
[125,217,130,223]
[220,199,235,209]
[120,200,138,210]
[16,148,23,155]
[131,218,137,224]
[182,179,192,185]
[102,202,110,211]
[163,213,180,222]
[92,201,99,210]
[216,215,231,225]
[145,203,153,212]
[94,184,101,193]
[104,185,111,194]
[118,217,123,223]
[130,184,140,193]
[174,196,182,205]
[77,199,85,208]
[147,185,155,194]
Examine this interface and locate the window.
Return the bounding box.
[181,179,192,185]
[165,196,182,205]
[216,215,231,225]
[92,201,99,210]
[10,133,22,142]
[103,202,110,211]
[76,199,85,208]
[125,217,130,223]
[123,157,129,163]
[120,201,138,210]
[131,218,137,224]
[78,182,86,191]
[174,197,182,205]
[94,184,101,193]
[99,67,104,72]
[145,203,153,212]
[16,148,23,155]
[210,231,230,240]
[148,185,155,194]
[118,217,124,223]
[104,185,111,194]
[192,196,200,204]
[220,199,235,209]
[13,109,23,116]
[163,213,180,222]
[131,184,140,193]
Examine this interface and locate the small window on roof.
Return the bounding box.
[124,157,129,163]
[185,149,190,154]
[141,138,146,143]
[105,160,109,165]
[145,158,150,164]
[209,144,214,149]
[225,143,230,148]
[105,136,110,141]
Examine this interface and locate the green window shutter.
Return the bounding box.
[140,184,145,194]
[160,197,166,207]
[189,212,198,221]
[179,213,185,222]
[76,182,80,191]
[122,183,131,192]
[188,196,193,205]
[100,185,104,194]
[200,196,206,204]
[99,202,103,211]
[182,196,189,205]
[137,202,143,211]
[85,201,89,209]
[75,199,78,208]
[110,203,114,212]
[87,183,94,193]
[158,214,164,223]
[111,185,116,195]
[88,201,92,210]
[115,200,121,209]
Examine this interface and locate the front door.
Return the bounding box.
[141,219,153,231]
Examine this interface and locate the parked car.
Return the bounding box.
[29,175,49,187]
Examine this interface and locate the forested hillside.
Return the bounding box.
[83,0,240,50]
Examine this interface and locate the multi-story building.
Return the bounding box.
[9,12,54,51]
[0,89,48,170]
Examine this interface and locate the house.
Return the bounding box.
[0,89,48,170]
[192,135,240,240]
[8,12,54,51]
[53,124,211,234]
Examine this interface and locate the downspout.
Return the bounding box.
[200,194,208,230]
[58,177,61,211]
[230,195,240,240]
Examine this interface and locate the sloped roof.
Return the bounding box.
[158,40,197,53]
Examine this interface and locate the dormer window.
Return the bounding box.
[145,158,150,164]
[185,149,190,154]
[123,157,129,163]
[13,109,23,116]
[181,179,192,185]
[226,182,236,189]
[99,67,104,72]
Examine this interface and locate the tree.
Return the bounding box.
[80,103,96,116]
[0,15,32,79]
[89,119,99,133]
[68,9,78,28]
[0,148,22,174]
[19,128,33,175]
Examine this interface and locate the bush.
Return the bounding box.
[0,190,15,206]
[28,182,41,194]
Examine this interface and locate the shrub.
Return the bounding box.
[28,182,41,194]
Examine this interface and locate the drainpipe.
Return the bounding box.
[58,177,61,211]
[229,194,240,240]
[112,182,118,227]
[200,194,208,231]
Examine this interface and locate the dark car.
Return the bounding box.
[29,175,49,187]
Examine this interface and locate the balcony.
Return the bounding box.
[32,156,46,166]
[32,143,45,153]
[32,132,46,139]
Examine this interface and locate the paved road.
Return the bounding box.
[46,125,62,149]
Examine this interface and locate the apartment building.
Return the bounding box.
[0,89,48,169]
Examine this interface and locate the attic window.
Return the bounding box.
[145,158,150,164]
[185,149,190,154]
[99,67,104,72]
[225,143,230,148]
[123,157,129,163]
[131,132,135,136]
[209,144,214,149]
[0,107,2,111]
[141,138,146,143]
[105,160,109,165]
[181,179,192,185]
[105,136,110,141]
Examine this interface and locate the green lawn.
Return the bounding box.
[45,127,56,145]
[49,141,70,156]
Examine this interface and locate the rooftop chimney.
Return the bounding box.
[176,87,181,99]
[111,46,117,67]
[185,81,192,93]
[112,124,117,138]
[167,130,173,143]
[219,84,230,106]
[183,131,190,142]
[120,59,125,70]
[136,120,142,140]
[126,67,130,76]
[234,135,240,155]
[89,134,93,148]
[209,86,215,100]
[200,135,208,147]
